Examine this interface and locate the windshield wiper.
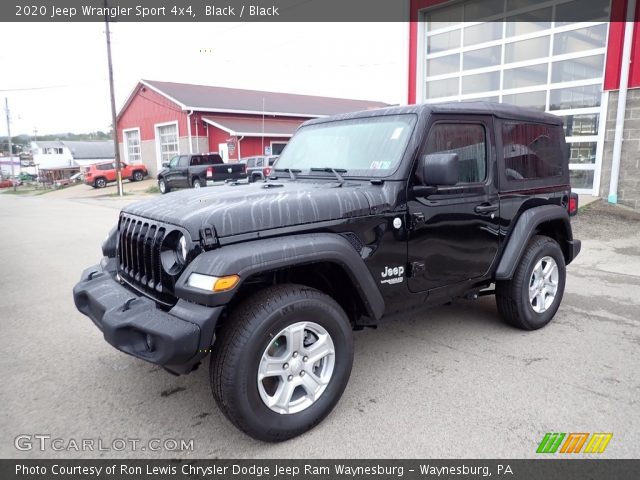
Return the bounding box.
[310,167,346,185]
[274,168,301,181]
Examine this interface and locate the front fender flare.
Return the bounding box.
[174,233,385,320]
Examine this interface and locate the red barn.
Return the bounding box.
[116,80,388,176]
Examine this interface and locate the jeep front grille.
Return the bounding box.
[117,214,176,305]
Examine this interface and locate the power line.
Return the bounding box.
[0,85,68,92]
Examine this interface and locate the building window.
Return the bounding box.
[156,123,179,165]
[124,129,141,164]
[420,0,610,193]
[43,147,63,154]
[271,142,288,156]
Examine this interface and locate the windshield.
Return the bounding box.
[275,114,417,177]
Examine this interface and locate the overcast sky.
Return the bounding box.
[0,22,408,136]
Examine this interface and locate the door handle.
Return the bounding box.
[475,203,499,214]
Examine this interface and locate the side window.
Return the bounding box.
[425,123,487,184]
[502,122,564,181]
[191,156,202,166]
[178,155,190,167]
[168,156,179,168]
[256,157,264,167]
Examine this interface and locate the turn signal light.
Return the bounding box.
[213,275,240,292]
[187,273,240,292]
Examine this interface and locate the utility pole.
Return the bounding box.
[104,0,123,196]
[4,98,16,192]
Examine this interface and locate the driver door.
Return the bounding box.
[407,116,500,293]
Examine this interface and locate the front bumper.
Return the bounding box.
[73,258,224,374]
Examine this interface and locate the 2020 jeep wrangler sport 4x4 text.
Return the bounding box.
[73,103,581,442]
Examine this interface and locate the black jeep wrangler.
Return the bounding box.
[73,103,580,442]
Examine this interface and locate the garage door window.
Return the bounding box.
[420,0,609,194]
[157,124,179,165]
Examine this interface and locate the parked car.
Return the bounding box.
[157,153,246,194]
[245,155,278,182]
[83,162,148,188]
[74,102,581,442]
[0,179,17,188]
[69,172,83,183]
[17,172,37,182]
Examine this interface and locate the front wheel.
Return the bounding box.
[496,235,566,330]
[210,284,353,442]
[132,170,144,182]
[158,178,170,194]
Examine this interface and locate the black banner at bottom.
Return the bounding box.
[2,459,639,480]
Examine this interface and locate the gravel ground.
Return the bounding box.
[1,194,639,459]
[572,199,640,241]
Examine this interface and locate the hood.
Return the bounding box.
[122,180,398,240]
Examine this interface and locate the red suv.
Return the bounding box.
[83,162,148,188]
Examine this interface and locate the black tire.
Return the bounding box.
[192,178,202,189]
[158,178,170,194]
[210,284,353,442]
[496,235,566,330]
[252,174,262,183]
[94,178,107,188]
[132,170,144,182]
[247,174,254,183]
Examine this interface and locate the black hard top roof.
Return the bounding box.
[303,101,563,127]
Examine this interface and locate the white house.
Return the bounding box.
[31,140,114,169]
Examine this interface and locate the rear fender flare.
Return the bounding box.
[495,205,573,280]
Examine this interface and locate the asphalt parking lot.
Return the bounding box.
[1,192,639,459]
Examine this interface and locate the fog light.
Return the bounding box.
[187,273,240,292]
[145,334,155,352]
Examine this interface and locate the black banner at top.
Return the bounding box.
[0,0,624,23]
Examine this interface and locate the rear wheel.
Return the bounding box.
[210,284,353,442]
[496,235,566,330]
[252,174,262,183]
[94,178,107,188]
[192,178,202,189]
[158,178,170,194]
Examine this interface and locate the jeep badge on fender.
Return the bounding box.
[73,102,581,442]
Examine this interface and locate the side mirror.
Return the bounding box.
[162,161,169,168]
[415,153,459,188]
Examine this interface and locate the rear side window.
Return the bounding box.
[204,154,223,165]
[502,122,564,181]
[191,156,202,166]
[425,123,487,184]
[97,163,113,171]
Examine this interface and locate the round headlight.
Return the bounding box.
[160,231,189,275]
